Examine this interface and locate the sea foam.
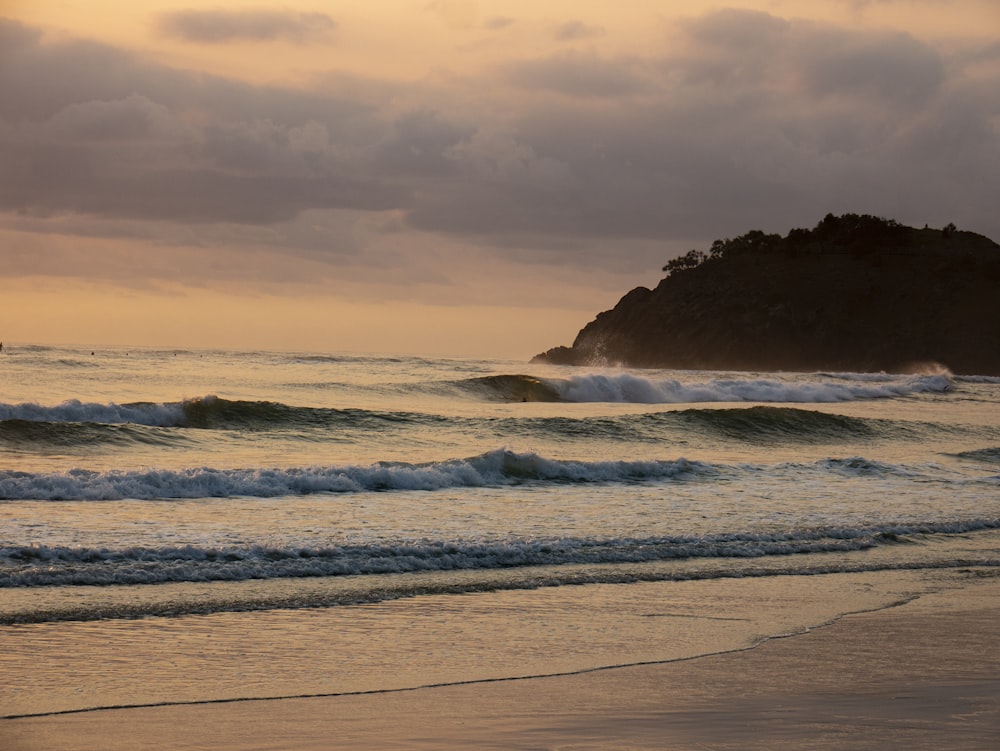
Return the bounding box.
[0,448,991,501]
[0,399,187,426]
[3,519,1000,589]
[552,372,953,403]
[0,450,706,500]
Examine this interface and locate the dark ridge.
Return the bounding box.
[532,215,1000,375]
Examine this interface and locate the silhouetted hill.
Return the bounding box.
[532,214,1000,375]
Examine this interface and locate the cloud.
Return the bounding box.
[1,7,997,282]
[795,27,944,108]
[45,94,187,142]
[155,9,337,44]
[552,21,606,41]
[503,53,651,98]
[0,20,367,125]
[484,17,515,31]
[375,108,476,176]
[400,7,998,247]
[0,19,403,224]
[427,1,478,31]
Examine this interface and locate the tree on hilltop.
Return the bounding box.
[662,213,908,277]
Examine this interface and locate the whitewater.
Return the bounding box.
[2,344,999,717]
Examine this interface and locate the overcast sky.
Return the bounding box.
[2,1,997,358]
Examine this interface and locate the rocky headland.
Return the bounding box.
[532,214,1000,375]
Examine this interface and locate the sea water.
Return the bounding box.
[1,345,998,717]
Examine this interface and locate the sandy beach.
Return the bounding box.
[4,571,997,751]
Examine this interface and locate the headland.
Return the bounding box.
[533,214,1000,375]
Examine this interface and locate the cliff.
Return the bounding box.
[532,214,1000,375]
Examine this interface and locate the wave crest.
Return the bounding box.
[1,448,992,501]
[549,372,953,404]
[3,520,999,590]
[0,396,432,432]
[0,450,707,500]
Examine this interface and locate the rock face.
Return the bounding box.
[532,215,1000,375]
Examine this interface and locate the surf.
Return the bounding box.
[3,447,996,501]
[4,519,1000,593]
[448,371,954,404]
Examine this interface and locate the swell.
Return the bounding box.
[488,407,971,446]
[1,396,987,453]
[619,406,919,444]
[4,519,1000,590]
[0,419,189,449]
[953,447,1000,465]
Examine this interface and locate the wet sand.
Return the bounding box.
[4,573,998,750]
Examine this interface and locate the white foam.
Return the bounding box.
[0,450,706,500]
[957,375,1000,384]
[0,399,189,426]
[554,373,953,404]
[0,447,989,501]
[3,519,998,588]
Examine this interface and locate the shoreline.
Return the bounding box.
[4,570,998,750]
[0,590,924,724]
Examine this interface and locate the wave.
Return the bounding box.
[458,375,563,402]
[2,395,987,457]
[667,406,890,442]
[0,419,186,449]
[500,407,939,445]
[1,449,995,501]
[0,369,957,436]
[0,396,440,432]
[956,375,1000,384]
[3,519,999,590]
[556,372,954,403]
[0,404,952,452]
[455,372,954,404]
[0,399,187,426]
[953,447,1000,465]
[0,450,709,500]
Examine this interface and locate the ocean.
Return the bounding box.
[2,344,999,719]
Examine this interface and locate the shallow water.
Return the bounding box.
[1,570,968,718]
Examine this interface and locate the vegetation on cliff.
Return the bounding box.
[532,214,1000,375]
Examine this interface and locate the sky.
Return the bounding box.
[1,1,998,359]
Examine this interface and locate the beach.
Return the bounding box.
[5,0,1000,744]
[2,347,999,749]
[4,569,998,750]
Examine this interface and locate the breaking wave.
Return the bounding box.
[1,449,994,501]
[457,375,563,402]
[0,396,438,432]
[452,372,954,403]
[4,519,999,590]
[0,369,957,438]
[0,450,709,500]
[1,397,985,454]
[550,372,953,403]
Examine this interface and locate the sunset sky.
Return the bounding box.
[2,1,998,358]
